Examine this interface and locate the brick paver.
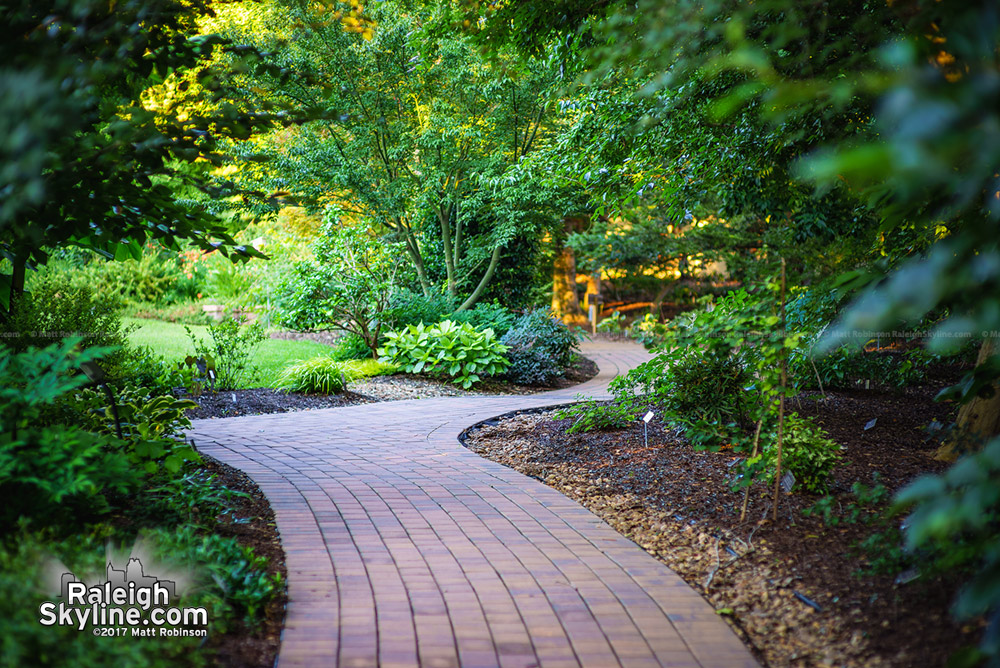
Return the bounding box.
[188,341,758,668]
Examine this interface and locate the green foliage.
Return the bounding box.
[628,313,670,349]
[894,437,1000,662]
[0,425,139,530]
[149,525,281,629]
[596,310,626,335]
[501,309,581,386]
[0,531,210,666]
[805,476,890,526]
[855,526,911,577]
[3,276,134,378]
[330,333,375,361]
[64,383,199,475]
[206,260,255,307]
[0,341,141,529]
[1,0,264,308]
[379,320,509,389]
[186,318,266,391]
[744,413,843,494]
[554,399,636,434]
[273,215,402,356]
[274,357,348,395]
[605,290,774,447]
[342,359,398,379]
[116,346,193,395]
[383,291,457,331]
[137,470,248,529]
[214,2,562,306]
[272,261,340,331]
[94,252,202,307]
[451,302,519,338]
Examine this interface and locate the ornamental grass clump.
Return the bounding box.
[274,356,349,394]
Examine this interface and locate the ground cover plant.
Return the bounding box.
[0,338,284,666]
[379,320,510,389]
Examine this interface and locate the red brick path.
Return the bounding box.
[188,342,758,668]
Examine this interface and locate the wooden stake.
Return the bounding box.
[773,258,787,522]
[740,416,765,522]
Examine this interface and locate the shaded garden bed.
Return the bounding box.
[197,456,287,668]
[184,355,599,420]
[462,384,979,667]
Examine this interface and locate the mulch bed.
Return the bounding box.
[185,388,375,420]
[198,455,287,668]
[462,381,982,667]
[184,355,599,420]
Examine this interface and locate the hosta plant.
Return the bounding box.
[379,320,509,389]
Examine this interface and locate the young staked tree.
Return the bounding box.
[210,0,562,309]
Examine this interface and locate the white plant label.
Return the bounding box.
[643,411,654,423]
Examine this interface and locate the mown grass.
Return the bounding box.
[127,318,396,389]
[127,318,334,389]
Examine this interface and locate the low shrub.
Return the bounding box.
[0,341,142,529]
[343,358,398,379]
[452,301,518,338]
[148,524,282,629]
[628,313,670,348]
[271,261,340,330]
[3,275,135,378]
[596,310,626,335]
[273,357,348,394]
[501,309,581,385]
[379,320,509,388]
[382,291,456,331]
[0,531,210,666]
[893,436,1000,665]
[744,413,843,494]
[186,317,267,391]
[553,399,637,433]
[95,251,202,306]
[330,332,374,361]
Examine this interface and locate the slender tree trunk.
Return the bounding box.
[552,246,582,320]
[401,230,431,297]
[6,258,26,318]
[650,282,672,317]
[438,205,457,296]
[936,338,1000,460]
[456,244,502,312]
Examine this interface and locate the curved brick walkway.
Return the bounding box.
[188,341,758,668]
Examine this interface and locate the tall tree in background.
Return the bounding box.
[0,0,276,312]
[212,0,563,309]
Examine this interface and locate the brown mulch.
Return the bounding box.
[462,383,982,668]
[198,455,286,668]
[185,355,599,419]
[184,388,375,420]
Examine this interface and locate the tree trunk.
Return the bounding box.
[936,338,1000,461]
[456,244,502,312]
[551,216,586,323]
[552,246,583,321]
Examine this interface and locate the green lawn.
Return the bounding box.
[126,318,335,389]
